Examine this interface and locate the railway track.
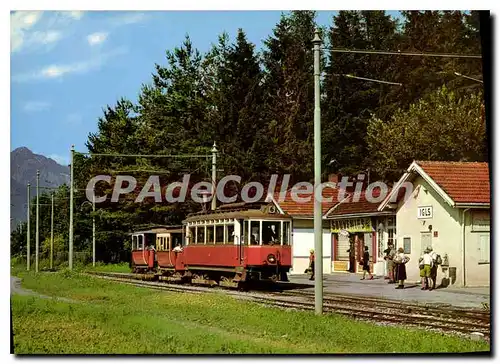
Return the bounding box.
[86,271,490,341]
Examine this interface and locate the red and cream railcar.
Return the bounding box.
[130,202,292,287]
[181,202,292,286]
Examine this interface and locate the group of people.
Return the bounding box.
[383,243,410,289]
[307,242,441,290]
[384,243,441,290]
[418,246,441,290]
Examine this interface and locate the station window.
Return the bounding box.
[262,221,281,245]
[250,221,260,245]
[225,224,235,244]
[216,225,224,244]
[283,221,290,245]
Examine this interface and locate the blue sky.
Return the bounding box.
[11,10,401,166]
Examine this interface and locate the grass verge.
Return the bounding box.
[11,269,490,354]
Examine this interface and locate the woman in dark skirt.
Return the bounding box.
[393,247,409,289]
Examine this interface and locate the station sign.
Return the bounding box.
[417,206,433,219]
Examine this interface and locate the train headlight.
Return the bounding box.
[267,254,276,264]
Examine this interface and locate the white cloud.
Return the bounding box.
[12,47,128,82]
[10,11,43,53]
[87,32,108,46]
[67,11,84,20]
[23,101,51,112]
[110,12,147,26]
[10,11,84,54]
[48,154,70,166]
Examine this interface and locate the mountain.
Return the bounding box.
[10,147,70,229]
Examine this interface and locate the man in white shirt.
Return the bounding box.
[419,247,433,290]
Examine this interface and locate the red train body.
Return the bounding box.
[131,202,292,286]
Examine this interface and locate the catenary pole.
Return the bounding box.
[69,145,74,270]
[50,193,54,270]
[26,184,31,271]
[35,170,40,273]
[313,29,323,314]
[211,142,217,211]
[92,195,96,267]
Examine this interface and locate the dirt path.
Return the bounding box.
[10,276,78,303]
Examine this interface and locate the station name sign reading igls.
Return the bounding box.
[417,206,433,219]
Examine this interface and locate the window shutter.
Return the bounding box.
[479,234,490,262]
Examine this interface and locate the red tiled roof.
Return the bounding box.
[327,189,389,216]
[416,161,490,204]
[272,188,340,217]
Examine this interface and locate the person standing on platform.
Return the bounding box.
[429,247,441,290]
[309,249,315,280]
[419,247,433,290]
[393,247,410,289]
[384,242,396,283]
[360,246,374,280]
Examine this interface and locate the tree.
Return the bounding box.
[366,86,487,182]
[322,11,399,176]
[261,11,319,183]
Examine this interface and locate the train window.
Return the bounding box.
[197,226,205,244]
[172,233,182,248]
[225,224,235,244]
[262,221,281,245]
[283,221,291,245]
[132,235,137,250]
[186,227,193,245]
[207,226,215,244]
[216,225,224,244]
[241,220,248,245]
[250,221,260,245]
[138,235,143,250]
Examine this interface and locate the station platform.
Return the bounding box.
[286,273,490,309]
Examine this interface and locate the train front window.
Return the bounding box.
[132,235,137,250]
[262,221,281,245]
[283,221,291,245]
[172,233,183,247]
[250,221,260,245]
[138,235,144,250]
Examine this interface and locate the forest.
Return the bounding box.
[11,11,487,264]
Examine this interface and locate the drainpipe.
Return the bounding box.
[461,208,471,287]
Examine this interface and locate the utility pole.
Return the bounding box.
[312,29,323,315]
[211,142,217,211]
[35,170,40,273]
[92,195,96,267]
[69,145,74,270]
[50,193,54,270]
[26,184,30,271]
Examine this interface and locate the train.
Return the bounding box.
[130,200,292,287]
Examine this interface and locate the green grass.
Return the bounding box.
[85,262,131,273]
[11,269,490,354]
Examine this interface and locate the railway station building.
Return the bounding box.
[270,179,397,276]
[378,161,490,287]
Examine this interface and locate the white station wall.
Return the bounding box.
[290,223,331,274]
